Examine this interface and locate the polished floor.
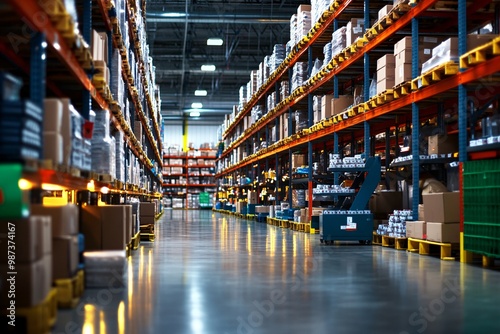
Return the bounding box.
[54,210,500,334]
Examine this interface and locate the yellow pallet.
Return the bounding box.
[372,232,382,246]
[305,224,311,233]
[376,89,395,105]
[393,81,412,99]
[310,227,319,234]
[460,36,500,68]
[9,288,58,334]
[279,220,290,228]
[131,231,141,250]
[411,61,459,90]
[54,270,84,308]
[382,235,408,250]
[407,238,458,260]
[140,233,155,242]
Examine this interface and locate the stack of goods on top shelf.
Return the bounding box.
[311,0,331,25]
[92,110,116,179]
[0,72,42,162]
[331,26,347,56]
[296,5,312,44]
[291,62,308,93]
[239,85,247,111]
[270,44,286,73]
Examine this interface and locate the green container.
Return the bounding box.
[463,159,500,258]
[0,164,30,219]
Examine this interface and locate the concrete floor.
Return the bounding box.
[54,210,500,334]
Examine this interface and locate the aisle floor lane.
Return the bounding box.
[53,210,500,334]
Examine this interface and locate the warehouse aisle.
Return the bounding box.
[54,210,500,334]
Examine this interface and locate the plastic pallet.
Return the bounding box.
[407,238,458,260]
[54,270,84,308]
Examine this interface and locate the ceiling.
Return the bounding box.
[146,0,308,124]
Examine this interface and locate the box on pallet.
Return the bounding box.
[422,192,460,223]
[406,221,426,239]
[0,216,51,263]
[321,94,333,120]
[81,205,127,250]
[53,235,79,279]
[332,95,354,115]
[31,204,79,237]
[426,222,460,243]
[378,5,393,20]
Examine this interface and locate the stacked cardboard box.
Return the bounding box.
[332,95,354,116]
[394,36,442,85]
[376,54,395,94]
[31,204,80,280]
[0,216,52,307]
[422,192,460,243]
[140,202,156,226]
[346,18,364,46]
[81,205,128,251]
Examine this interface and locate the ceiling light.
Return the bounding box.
[207,38,223,46]
[161,12,185,17]
[191,102,203,109]
[195,89,207,96]
[190,111,201,117]
[201,64,216,72]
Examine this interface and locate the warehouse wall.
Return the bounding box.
[163,120,219,150]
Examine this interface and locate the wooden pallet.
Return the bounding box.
[54,270,84,308]
[279,220,290,228]
[7,288,58,334]
[131,231,140,250]
[376,89,395,105]
[407,238,458,260]
[373,232,383,245]
[305,224,311,233]
[460,36,500,68]
[411,61,459,90]
[97,173,114,183]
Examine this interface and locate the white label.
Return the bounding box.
[424,48,431,55]
[347,216,353,224]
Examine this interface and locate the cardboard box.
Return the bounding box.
[426,222,459,243]
[406,221,426,239]
[91,29,103,62]
[321,94,333,119]
[467,34,497,51]
[297,4,311,15]
[395,48,432,66]
[376,54,395,70]
[0,257,50,307]
[378,5,393,20]
[31,204,79,237]
[346,18,364,46]
[124,205,132,243]
[43,99,62,132]
[0,216,51,263]
[422,192,460,223]
[428,133,458,155]
[60,98,72,166]
[52,235,79,279]
[418,204,425,221]
[292,154,306,168]
[377,78,395,94]
[81,205,127,250]
[332,95,354,115]
[395,36,442,56]
[140,202,156,217]
[42,132,63,164]
[140,216,155,225]
[377,65,395,82]
[395,63,412,86]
